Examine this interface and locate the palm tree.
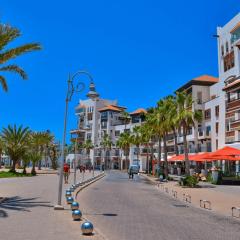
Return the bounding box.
[122,111,130,131]
[176,91,202,175]
[0,137,5,165]
[1,125,30,172]
[49,143,60,170]
[82,139,94,165]
[138,123,152,174]
[146,108,164,176]
[116,132,131,169]
[100,134,112,169]
[165,95,179,155]
[130,126,142,163]
[0,23,41,91]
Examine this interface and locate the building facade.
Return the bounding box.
[69,13,240,171]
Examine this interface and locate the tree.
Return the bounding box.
[82,139,94,165]
[122,111,130,131]
[0,137,5,165]
[130,126,142,163]
[49,143,60,170]
[176,91,202,175]
[0,23,41,91]
[116,132,131,169]
[100,134,112,169]
[165,95,179,156]
[138,123,153,174]
[1,125,30,172]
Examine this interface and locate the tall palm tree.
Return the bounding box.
[0,137,5,165]
[176,91,202,175]
[100,134,112,169]
[146,108,164,176]
[130,126,142,163]
[1,125,30,172]
[165,95,179,156]
[82,139,94,165]
[122,111,130,131]
[0,23,41,91]
[138,123,153,174]
[116,132,131,169]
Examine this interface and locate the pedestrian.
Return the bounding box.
[129,166,134,179]
[63,162,70,184]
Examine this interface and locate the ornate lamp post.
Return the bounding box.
[54,70,98,210]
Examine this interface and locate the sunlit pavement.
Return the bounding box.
[78,171,240,240]
[0,170,103,240]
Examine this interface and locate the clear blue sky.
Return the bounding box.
[0,0,239,142]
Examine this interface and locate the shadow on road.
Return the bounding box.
[0,196,53,218]
[84,212,118,217]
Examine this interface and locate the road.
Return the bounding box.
[78,171,240,240]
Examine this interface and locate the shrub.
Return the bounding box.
[179,175,199,187]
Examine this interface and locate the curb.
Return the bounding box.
[75,173,105,199]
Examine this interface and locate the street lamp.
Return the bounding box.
[54,70,98,210]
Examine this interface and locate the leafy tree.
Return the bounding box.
[0,23,41,91]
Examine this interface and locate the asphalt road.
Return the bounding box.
[78,171,240,240]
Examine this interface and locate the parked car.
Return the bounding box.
[128,164,140,174]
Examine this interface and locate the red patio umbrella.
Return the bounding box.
[209,146,240,156]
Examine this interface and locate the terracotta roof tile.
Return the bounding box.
[130,108,147,115]
[98,105,122,112]
[193,75,219,83]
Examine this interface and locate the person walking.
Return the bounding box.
[63,163,70,184]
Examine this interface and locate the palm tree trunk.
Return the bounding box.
[163,134,168,178]
[23,164,27,174]
[10,159,17,172]
[146,144,149,174]
[157,137,161,170]
[172,128,179,155]
[183,124,190,176]
[150,143,154,175]
[31,162,36,175]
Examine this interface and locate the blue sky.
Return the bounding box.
[0,0,239,142]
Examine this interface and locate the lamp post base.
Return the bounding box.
[54,204,64,210]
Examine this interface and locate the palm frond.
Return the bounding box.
[0,43,41,64]
[0,24,20,51]
[0,75,8,91]
[0,65,27,79]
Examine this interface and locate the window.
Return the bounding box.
[87,133,91,140]
[224,51,235,72]
[204,109,211,120]
[216,122,219,134]
[197,92,202,104]
[198,124,203,136]
[216,140,218,150]
[206,126,211,136]
[115,130,120,137]
[221,45,224,56]
[215,105,219,117]
[226,41,229,53]
[87,113,93,121]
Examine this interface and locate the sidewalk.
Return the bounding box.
[0,170,104,240]
[141,174,240,218]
